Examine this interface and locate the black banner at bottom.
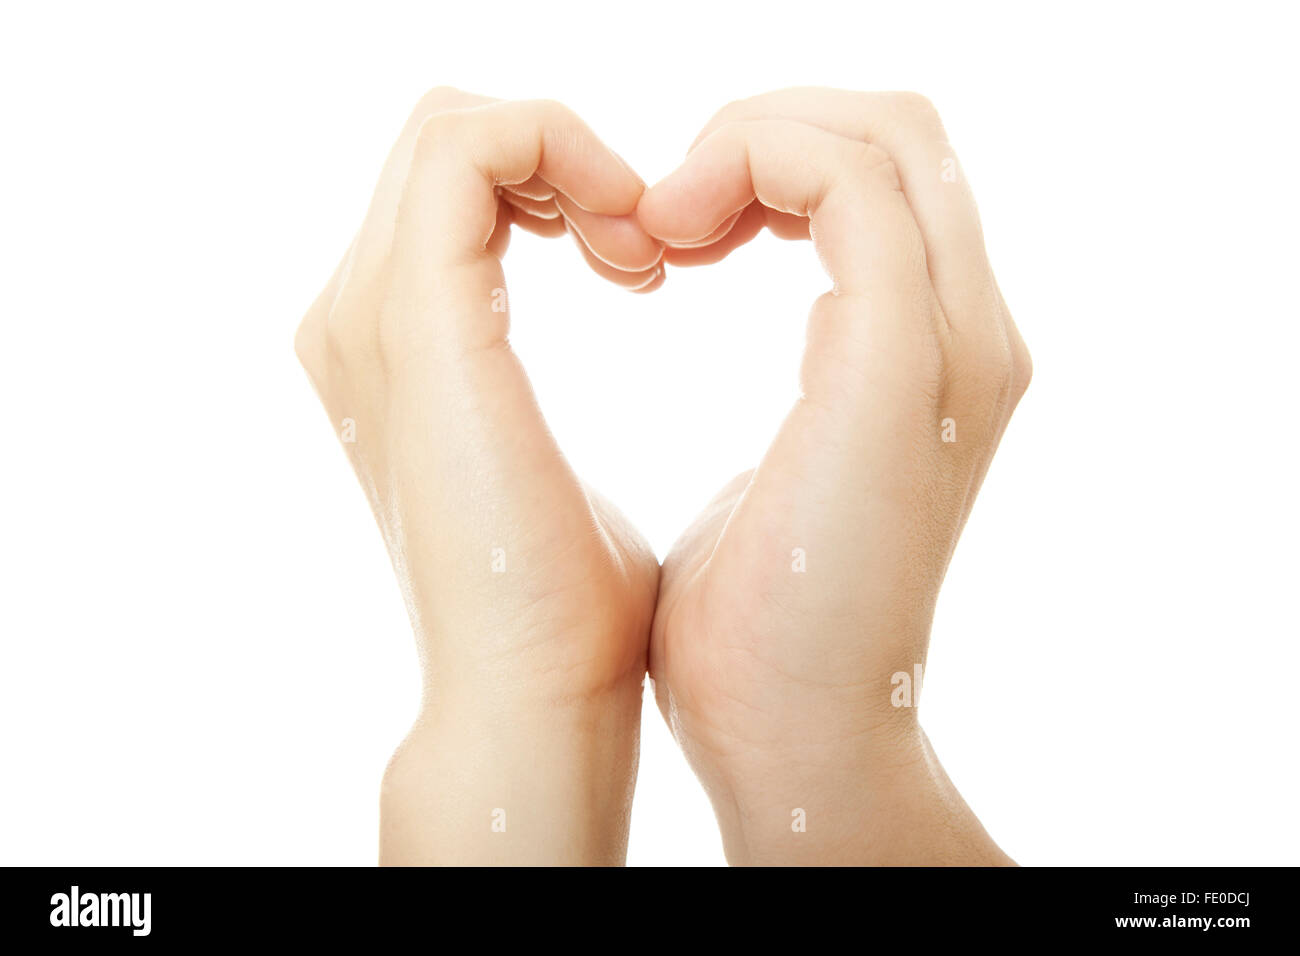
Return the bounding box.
[2,866,1286,945]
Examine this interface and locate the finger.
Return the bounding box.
[504,173,555,202]
[765,208,810,240]
[662,202,765,267]
[399,98,649,269]
[631,267,667,294]
[663,208,746,250]
[554,193,663,272]
[566,221,665,290]
[661,203,809,267]
[698,91,1025,452]
[505,203,568,239]
[352,87,498,281]
[498,187,559,220]
[641,118,945,425]
[503,191,662,286]
[690,88,991,308]
[639,119,930,302]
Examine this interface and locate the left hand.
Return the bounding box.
[296,88,663,864]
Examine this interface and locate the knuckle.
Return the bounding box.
[293,313,323,372]
[717,117,755,147]
[710,96,753,130]
[410,85,462,119]
[412,109,465,161]
[860,141,892,167]
[526,97,575,125]
[891,91,945,132]
[836,140,903,195]
[423,84,463,101]
[953,329,1016,414]
[402,87,470,138]
[692,117,748,157]
[976,343,1017,407]
[859,142,902,187]
[721,95,750,116]
[1010,334,1033,398]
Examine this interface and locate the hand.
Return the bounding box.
[638,88,1030,865]
[295,88,663,865]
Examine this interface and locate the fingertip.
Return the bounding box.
[630,264,666,294]
[636,156,749,245]
[662,208,746,250]
[565,221,664,290]
[610,148,647,196]
[561,198,663,272]
[660,203,766,267]
[637,177,699,243]
[634,181,668,236]
[590,143,649,217]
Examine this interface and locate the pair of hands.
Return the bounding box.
[295,86,1030,865]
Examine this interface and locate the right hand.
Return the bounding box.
[637,88,1030,865]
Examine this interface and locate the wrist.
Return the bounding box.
[713,726,1012,866]
[380,677,643,866]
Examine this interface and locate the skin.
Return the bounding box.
[295,89,663,865]
[297,86,1029,866]
[638,89,1030,865]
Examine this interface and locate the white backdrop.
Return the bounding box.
[1,1,1296,866]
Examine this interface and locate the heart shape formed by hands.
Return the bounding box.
[296,86,1029,866]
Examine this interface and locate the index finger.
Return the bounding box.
[691,88,991,301]
[638,118,930,301]
[399,99,653,270]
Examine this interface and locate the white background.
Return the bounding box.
[1,1,1297,866]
